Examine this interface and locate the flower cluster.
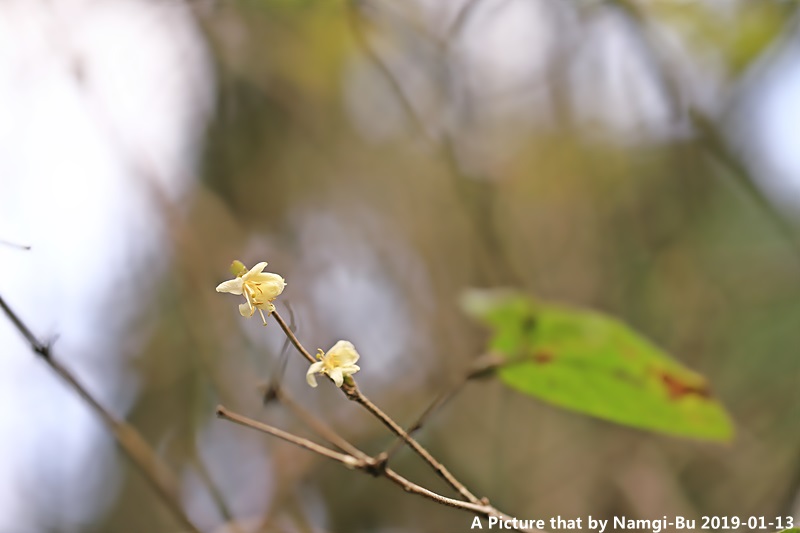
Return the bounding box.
[216,261,360,387]
[215,261,286,325]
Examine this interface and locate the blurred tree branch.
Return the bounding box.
[0,294,202,533]
[382,352,507,461]
[217,394,545,532]
[348,0,523,286]
[270,309,481,503]
[611,0,800,265]
[0,238,31,250]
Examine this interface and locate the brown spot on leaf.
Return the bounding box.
[532,351,554,364]
[660,372,711,400]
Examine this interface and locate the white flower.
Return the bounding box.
[306,340,361,388]
[216,261,286,325]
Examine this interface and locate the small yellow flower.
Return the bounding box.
[306,340,361,388]
[216,261,286,325]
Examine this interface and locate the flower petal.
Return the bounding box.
[329,368,344,387]
[306,362,324,387]
[254,277,286,300]
[216,278,243,295]
[328,340,359,365]
[342,364,360,376]
[239,303,255,317]
[250,272,284,284]
[243,262,268,280]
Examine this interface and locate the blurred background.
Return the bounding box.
[0,0,799,532]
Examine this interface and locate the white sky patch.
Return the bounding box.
[456,0,560,98]
[0,0,212,530]
[732,35,800,213]
[292,205,434,393]
[568,9,674,141]
[303,210,413,369]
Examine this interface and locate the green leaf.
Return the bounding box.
[777,529,799,533]
[462,290,734,442]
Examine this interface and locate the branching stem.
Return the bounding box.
[0,294,201,533]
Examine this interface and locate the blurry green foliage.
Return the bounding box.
[462,290,734,441]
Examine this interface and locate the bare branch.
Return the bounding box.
[271,309,315,364]
[216,405,360,467]
[0,294,201,533]
[0,238,31,250]
[262,302,297,405]
[273,387,369,461]
[344,381,482,505]
[218,403,545,532]
[347,0,521,286]
[382,353,504,460]
[272,309,480,502]
[347,0,432,140]
[610,0,800,265]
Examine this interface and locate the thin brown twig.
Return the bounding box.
[380,468,492,515]
[348,0,521,286]
[344,382,482,504]
[257,381,364,533]
[383,376,468,460]
[190,453,244,533]
[271,309,481,504]
[271,310,530,510]
[216,403,545,532]
[383,352,506,460]
[271,310,315,364]
[0,238,31,250]
[610,0,800,265]
[216,405,360,467]
[272,387,368,460]
[0,294,201,533]
[271,388,477,510]
[262,302,297,405]
[384,350,536,461]
[347,1,431,140]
